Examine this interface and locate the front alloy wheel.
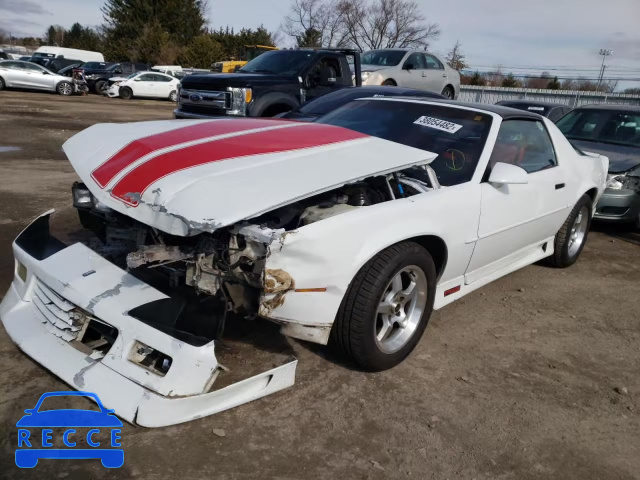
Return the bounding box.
[331,241,436,371]
[375,266,428,354]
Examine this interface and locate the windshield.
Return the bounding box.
[556,109,640,148]
[238,50,314,75]
[318,100,493,186]
[361,50,407,67]
[107,63,123,71]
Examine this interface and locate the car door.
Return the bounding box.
[22,63,55,90]
[423,54,447,93]
[0,62,28,87]
[152,74,174,98]
[132,73,155,97]
[396,53,427,89]
[465,119,572,284]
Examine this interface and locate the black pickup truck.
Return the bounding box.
[174,49,362,118]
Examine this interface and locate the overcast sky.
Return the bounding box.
[1,0,639,89]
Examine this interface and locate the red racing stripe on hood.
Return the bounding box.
[111,123,368,206]
[91,118,293,188]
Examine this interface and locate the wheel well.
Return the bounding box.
[261,103,293,117]
[407,235,448,281]
[382,79,397,86]
[584,187,598,204]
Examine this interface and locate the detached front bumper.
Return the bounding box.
[0,211,296,427]
[594,188,640,223]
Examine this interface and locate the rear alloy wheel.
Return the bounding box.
[441,86,454,99]
[331,241,436,371]
[119,87,133,100]
[169,90,178,102]
[548,194,592,267]
[57,81,73,96]
[382,79,397,86]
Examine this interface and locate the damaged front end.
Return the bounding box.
[0,210,297,427]
[1,162,437,426]
[70,164,437,345]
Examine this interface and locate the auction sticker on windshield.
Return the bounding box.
[413,116,463,134]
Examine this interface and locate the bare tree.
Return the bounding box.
[339,0,440,50]
[283,0,440,50]
[445,40,468,71]
[283,0,348,47]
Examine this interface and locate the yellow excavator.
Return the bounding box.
[211,45,278,73]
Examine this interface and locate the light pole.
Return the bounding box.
[597,49,613,92]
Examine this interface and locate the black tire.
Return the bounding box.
[0,76,5,90]
[119,87,133,100]
[169,90,178,102]
[331,242,436,371]
[548,194,592,268]
[94,80,107,94]
[57,81,73,96]
[441,86,455,99]
[382,79,397,86]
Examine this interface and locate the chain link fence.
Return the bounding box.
[459,85,640,107]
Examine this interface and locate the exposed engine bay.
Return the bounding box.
[72,166,438,346]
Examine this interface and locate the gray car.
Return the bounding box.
[0,60,74,95]
[556,104,640,228]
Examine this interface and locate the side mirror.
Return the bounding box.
[488,162,528,186]
[403,63,414,70]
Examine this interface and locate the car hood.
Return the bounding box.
[571,140,640,173]
[63,118,437,236]
[108,76,128,82]
[180,73,297,90]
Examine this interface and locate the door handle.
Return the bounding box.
[442,74,448,78]
[555,183,565,190]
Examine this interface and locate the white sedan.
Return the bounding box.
[106,71,179,101]
[0,98,607,426]
[0,60,74,95]
[359,49,461,99]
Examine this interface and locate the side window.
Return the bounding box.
[154,74,172,82]
[22,63,44,73]
[135,63,148,71]
[488,120,557,174]
[424,54,444,70]
[138,74,155,82]
[1,61,21,69]
[308,57,341,86]
[403,53,426,70]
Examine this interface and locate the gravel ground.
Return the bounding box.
[0,90,638,480]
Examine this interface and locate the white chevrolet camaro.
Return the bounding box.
[0,98,607,426]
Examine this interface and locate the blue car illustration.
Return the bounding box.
[16,391,124,468]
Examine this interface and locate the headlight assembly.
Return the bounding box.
[606,173,625,190]
[227,87,252,116]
